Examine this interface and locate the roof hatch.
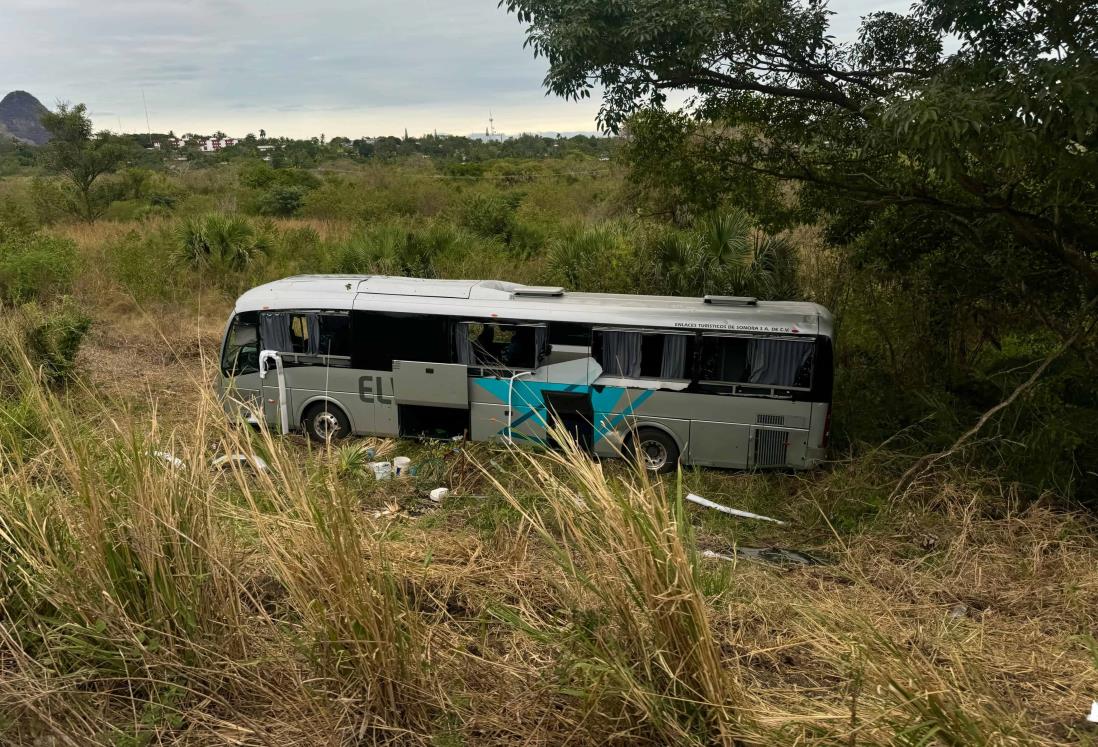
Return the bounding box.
[704,295,757,306]
[512,285,565,298]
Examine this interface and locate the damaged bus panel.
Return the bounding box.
[217,275,834,472]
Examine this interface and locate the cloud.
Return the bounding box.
[3,0,891,138]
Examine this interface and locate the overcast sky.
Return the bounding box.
[3,0,904,138]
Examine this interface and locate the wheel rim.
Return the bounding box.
[313,410,342,439]
[639,438,668,471]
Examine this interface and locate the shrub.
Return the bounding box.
[0,299,91,389]
[0,222,78,305]
[173,213,272,271]
[327,220,475,278]
[543,222,640,293]
[254,185,307,217]
[106,226,181,302]
[457,191,522,243]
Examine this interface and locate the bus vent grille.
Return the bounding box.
[757,414,785,426]
[755,428,789,468]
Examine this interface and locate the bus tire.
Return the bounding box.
[631,427,680,474]
[302,401,350,443]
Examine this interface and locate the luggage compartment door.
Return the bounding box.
[688,421,751,468]
[391,360,469,409]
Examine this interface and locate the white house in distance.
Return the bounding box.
[200,136,239,152]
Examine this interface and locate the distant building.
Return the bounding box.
[200,136,239,152]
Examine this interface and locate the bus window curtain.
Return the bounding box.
[534,325,548,366]
[600,331,642,377]
[748,339,812,386]
[305,313,321,355]
[660,334,687,379]
[454,323,473,365]
[259,312,293,353]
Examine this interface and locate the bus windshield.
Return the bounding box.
[221,312,260,376]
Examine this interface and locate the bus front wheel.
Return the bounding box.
[631,428,680,474]
[303,402,350,443]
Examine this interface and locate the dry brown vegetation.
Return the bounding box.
[1,309,1095,745]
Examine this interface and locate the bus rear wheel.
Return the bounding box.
[631,428,680,474]
[303,402,350,443]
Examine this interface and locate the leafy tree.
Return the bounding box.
[505,0,1098,499]
[39,103,132,221]
[501,0,1098,304]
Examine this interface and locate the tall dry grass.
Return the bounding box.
[484,430,741,745]
[1,322,1095,744]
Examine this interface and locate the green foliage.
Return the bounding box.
[240,163,321,217]
[173,213,273,271]
[0,221,78,305]
[39,102,133,221]
[640,211,799,299]
[544,222,640,293]
[254,184,307,217]
[328,220,484,278]
[0,299,91,389]
[106,226,181,301]
[456,191,522,243]
[239,162,320,191]
[505,0,1097,299]
[505,0,1098,501]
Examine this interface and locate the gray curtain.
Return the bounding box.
[534,325,548,366]
[660,334,688,379]
[601,331,642,377]
[454,323,473,365]
[748,338,813,386]
[259,312,293,353]
[306,313,321,355]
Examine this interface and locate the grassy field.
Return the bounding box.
[1,159,1096,745]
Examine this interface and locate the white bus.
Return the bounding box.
[218,275,833,472]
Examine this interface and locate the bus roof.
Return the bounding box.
[235,274,834,337]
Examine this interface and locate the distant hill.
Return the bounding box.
[0,91,51,145]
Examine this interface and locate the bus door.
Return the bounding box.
[259,351,290,433]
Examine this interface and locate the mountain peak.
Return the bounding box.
[0,90,51,145]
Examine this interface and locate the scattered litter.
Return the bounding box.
[210,453,270,473]
[685,493,786,525]
[702,547,823,567]
[1088,701,1098,723]
[151,451,186,470]
[371,501,403,519]
[393,456,412,477]
[429,487,450,503]
[369,461,393,481]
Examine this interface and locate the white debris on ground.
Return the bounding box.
[685,492,787,525]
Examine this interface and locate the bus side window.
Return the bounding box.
[698,336,750,383]
[594,329,692,379]
[698,335,815,390]
[457,322,544,369]
[289,314,314,354]
[317,313,351,357]
[353,312,452,371]
[548,322,592,348]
